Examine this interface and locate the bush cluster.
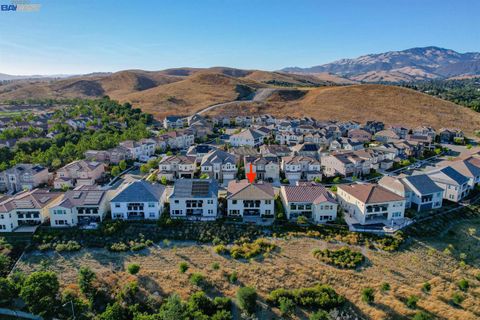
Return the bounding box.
[228,239,276,259]
[312,247,365,269]
[268,284,345,310]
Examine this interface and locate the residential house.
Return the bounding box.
[186,144,218,163]
[362,121,385,134]
[226,180,274,221]
[427,166,469,202]
[85,146,132,164]
[200,149,238,184]
[337,183,406,226]
[0,189,62,232]
[348,129,372,143]
[281,156,321,182]
[291,143,320,159]
[229,128,265,147]
[157,130,195,150]
[374,130,400,143]
[439,128,465,144]
[259,145,291,158]
[110,181,167,220]
[330,138,364,151]
[119,139,156,161]
[0,164,49,194]
[379,175,443,212]
[244,156,280,182]
[390,125,409,139]
[163,115,187,129]
[321,152,371,178]
[275,131,303,145]
[54,160,105,189]
[169,179,218,221]
[451,157,480,188]
[158,155,196,181]
[280,182,337,223]
[49,185,109,227]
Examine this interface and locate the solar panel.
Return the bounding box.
[84,192,103,205]
[73,191,83,199]
[14,200,34,208]
[191,181,210,197]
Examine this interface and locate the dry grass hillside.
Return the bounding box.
[1,68,480,133]
[206,84,480,134]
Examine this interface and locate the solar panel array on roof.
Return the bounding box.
[39,196,51,203]
[84,192,103,205]
[14,199,34,208]
[191,181,210,196]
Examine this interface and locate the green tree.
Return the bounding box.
[278,297,295,316]
[20,271,60,317]
[119,160,127,171]
[158,294,189,319]
[309,310,330,320]
[0,277,15,307]
[97,302,130,320]
[127,263,141,275]
[237,286,257,315]
[140,164,150,174]
[111,166,121,176]
[78,266,96,299]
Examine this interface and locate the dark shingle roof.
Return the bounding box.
[111,181,165,203]
[404,175,443,195]
[171,179,218,198]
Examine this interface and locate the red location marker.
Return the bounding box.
[246,163,256,184]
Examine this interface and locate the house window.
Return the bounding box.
[265,210,271,215]
[265,200,272,205]
[208,210,213,214]
[232,200,237,205]
[148,203,155,208]
[392,212,402,218]
[174,200,179,204]
[149,212,156,218]
[207,200,213,204]
[115,203,120,208]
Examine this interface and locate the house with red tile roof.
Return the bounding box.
[280,182,337,224]
[226,180,275,222]
[337,183,406,226]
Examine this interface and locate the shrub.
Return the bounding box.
[127,263,141,275]
[297,215,309,225]
[237,287,257,315]
[78,266,96,299]
[476,273,480,281]
[228,271,238,284]
[422,282,431,293]
[406,295,419,309]
[229,239,276,260]
[309,310,330,320]
[361,287,375,305]
[214,244,228,255]
[211,262,220,270]
[268,284,345,310]
[109,242,129,252]
[451,292,464,306]
[412,311,431,320]
[278,297,295,316]
[312,247,364,269]
[179,262,189,273]
[457,278,469,291]
[130,243,147,251]
[54,241,81,252]
[189,273,206,287]
[380,282,390,292]
[213,296,231,311]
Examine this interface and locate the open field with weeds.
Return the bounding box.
[14,214,480,320]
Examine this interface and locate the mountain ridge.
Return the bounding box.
[282,46,480,82]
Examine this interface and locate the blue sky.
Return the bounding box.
[1,0,479,75]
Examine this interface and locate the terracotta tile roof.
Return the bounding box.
[227,180,275,200]
[281,183,336,204]
[338,183,404,204]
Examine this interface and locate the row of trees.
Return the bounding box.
[402,78,480,111]
[0,97,153,170]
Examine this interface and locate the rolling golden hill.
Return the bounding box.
[1,68,479,133]
[204,84,480,134]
